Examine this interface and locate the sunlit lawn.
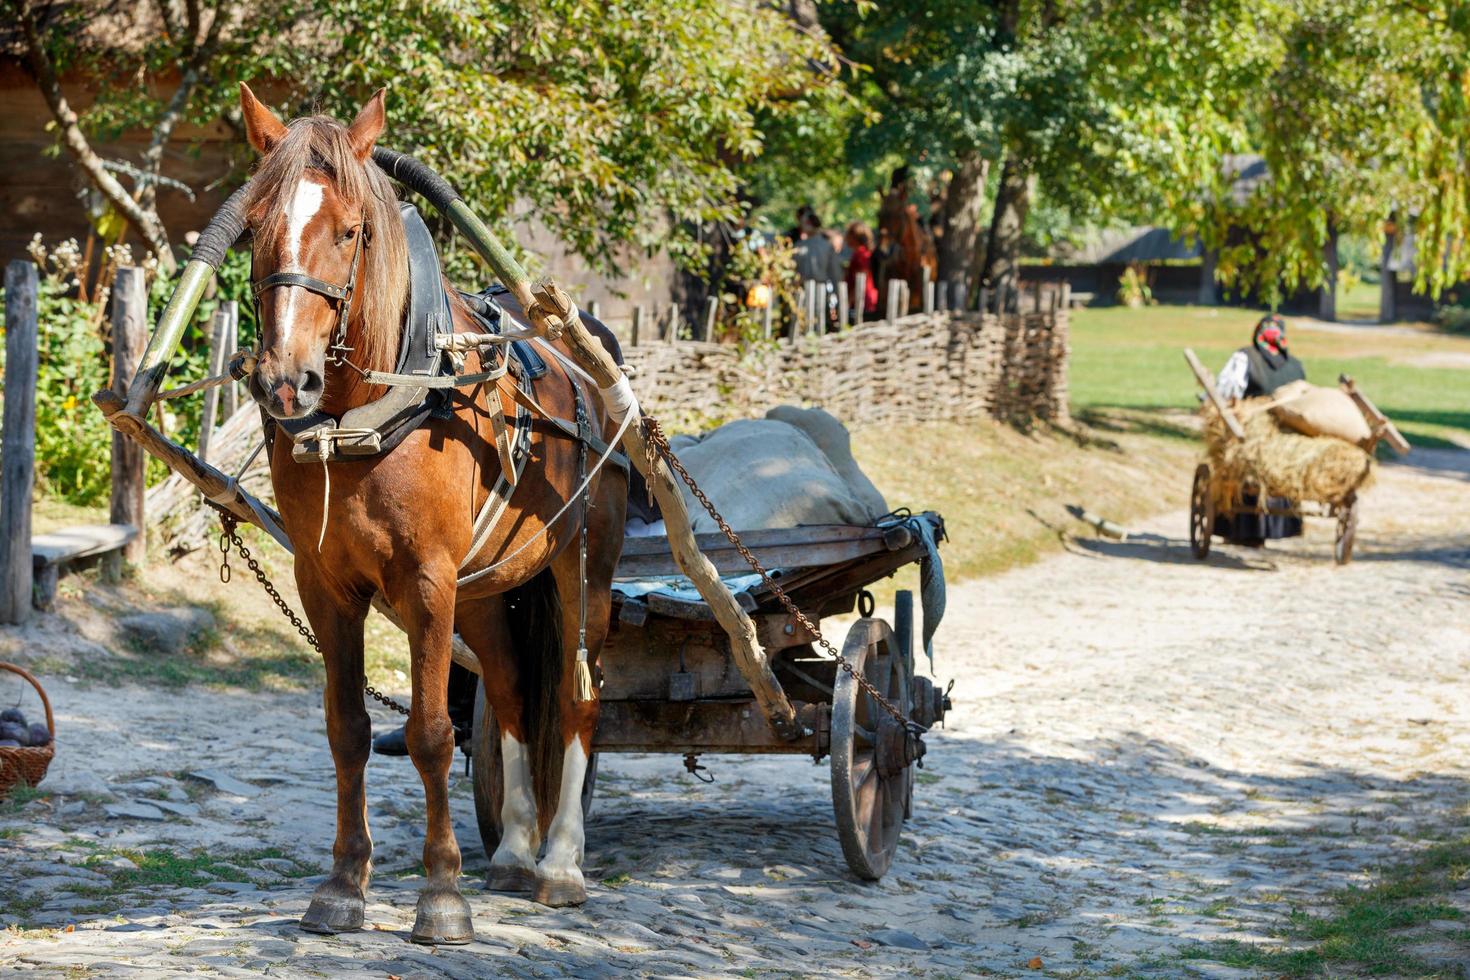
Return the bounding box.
[1068,304,1470,448]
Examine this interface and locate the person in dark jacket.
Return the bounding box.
[1213,314,1307,545]
[1216,313,1306,399]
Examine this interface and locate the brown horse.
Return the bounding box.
[877,173,938,313]
[237,84,627,944]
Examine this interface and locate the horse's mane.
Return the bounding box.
[244,117,407,375]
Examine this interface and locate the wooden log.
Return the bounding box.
[107,268,148,577]
[853,272,866,326]
[1183,347,1245,439]
[530,280,802,739]
[1,260,38,624]
[1339,374,1411,455]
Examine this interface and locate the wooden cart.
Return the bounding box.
[1184,354,1410,565]
[468,513,950,880]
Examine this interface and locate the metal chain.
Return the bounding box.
[218,514,411,717]
[641,416,921,735]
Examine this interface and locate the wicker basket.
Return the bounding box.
[0,663,55,798]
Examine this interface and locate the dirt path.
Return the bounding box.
[2,449,1468,978]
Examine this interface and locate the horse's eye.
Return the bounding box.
[338,227,358,245]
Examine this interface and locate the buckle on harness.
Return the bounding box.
[290,426,383,462]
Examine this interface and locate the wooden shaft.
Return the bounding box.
[1339,374,1410,455]
[1,261,38,624]
[220,301,239,420]
[124,258,213,416]
[108,267,148,572]
[94,389,265,530]
[1184,348,1245,439]
[530,280,801,739]
[199,305,233,464]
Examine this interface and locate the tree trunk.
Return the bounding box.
[1379,212,1397,325]
[936,152,989,298]
[1318,223,1338,322]
[982,153,1030,308]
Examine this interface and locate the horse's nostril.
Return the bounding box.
[300,370,324,395]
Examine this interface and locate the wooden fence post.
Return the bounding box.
[106,267,148,578]
[667,307,680,343]
[762,296,773,339]
[199,305,232,463]
[1,261,38,623]
[854,272,867,327]
[921,266,933,314]
[1031,279,1043,313]
[936,280,949,312]
[219,301,238,421]
[886,280,900,322]
[703,296,718,341]
[588,299,601,322]
[836,280,849,328]
[631,305,643,347]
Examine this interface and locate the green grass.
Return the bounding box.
[1177,835,1470,977]
[1068,305,1470,448]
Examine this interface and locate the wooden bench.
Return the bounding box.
[31,523,138,611]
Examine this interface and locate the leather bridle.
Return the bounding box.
[251,215,367,366]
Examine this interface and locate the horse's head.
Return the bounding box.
[238,84,406,419]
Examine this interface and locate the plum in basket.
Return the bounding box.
[0,708,24,726]
[0,739,19,748]
[0,721,27,745]
[26,723,49,747]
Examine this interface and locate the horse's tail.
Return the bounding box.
[503,567,564,837]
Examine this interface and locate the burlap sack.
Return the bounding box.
[1270,383,1372,445]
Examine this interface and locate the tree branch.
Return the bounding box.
[139,2,232,212]
[11,0,178,272]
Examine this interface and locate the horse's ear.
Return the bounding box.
[346,89,386,161]
[239,83,287,156]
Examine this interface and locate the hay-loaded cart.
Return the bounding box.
[469,516,950,880]
[1183,349,1410,564]
[94,148,949,884]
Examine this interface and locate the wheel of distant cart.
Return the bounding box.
[1190,463,1215,560]
[831,617,914,881]
[471,678,597,861]
[1334,492,1359,566]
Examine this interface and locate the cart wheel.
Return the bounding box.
[1334,493,1359,565]
[471,678,597,861]
[831,617,913,881]
[1190,463,1214,560]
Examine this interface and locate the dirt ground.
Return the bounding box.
[1,446,1467,978]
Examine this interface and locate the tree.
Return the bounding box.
[11,0,842,278]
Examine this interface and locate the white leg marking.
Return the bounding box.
[490,733,539,873]
[538,740,588,883]
[276,176,327,346]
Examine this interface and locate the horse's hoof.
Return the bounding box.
[486,865,537,894]
[533,875,587,908]
[300,890,365,934]
[410,889,474,945]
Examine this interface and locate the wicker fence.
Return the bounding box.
[620,306,1070,431]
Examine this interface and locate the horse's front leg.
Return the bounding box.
[297,585,374,934]
[394,561,474,945]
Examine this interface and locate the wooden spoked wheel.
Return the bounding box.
[471,678,597,860]
[1190,463,1215,559]
[831,617,913,881]
[1334,492,1359,566]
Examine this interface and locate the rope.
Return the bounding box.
[156,371,235,401]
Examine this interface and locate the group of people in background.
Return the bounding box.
[789,206,883,320]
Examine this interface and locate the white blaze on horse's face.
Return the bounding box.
[252,173,344,420]
[276,176,327,348]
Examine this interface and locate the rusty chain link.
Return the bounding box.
[218,515,411,717]
[641,416,922,737]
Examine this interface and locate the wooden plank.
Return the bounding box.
[1339,374,1410,455]
[616,523,898,579]
[32,524,138,566]
[1183,347,1245,439]
[593,699,822,755]
[1,260,38,624]
[108,267,148,575]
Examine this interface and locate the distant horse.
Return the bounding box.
[237,84,626,944]
[876,172,938,313]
